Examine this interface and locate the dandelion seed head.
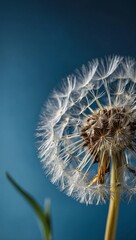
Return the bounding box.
[37,56,136,204]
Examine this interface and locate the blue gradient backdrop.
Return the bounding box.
[1,1,136,239]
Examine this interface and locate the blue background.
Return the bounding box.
[1,0,136,239]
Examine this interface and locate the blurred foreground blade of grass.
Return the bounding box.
[44,199,52,238]
[6,172,52,240]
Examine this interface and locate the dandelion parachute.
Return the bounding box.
[37,56,136,205]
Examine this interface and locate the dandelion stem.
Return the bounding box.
[105,153,121,240]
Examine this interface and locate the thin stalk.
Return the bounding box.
[105,153,121,240]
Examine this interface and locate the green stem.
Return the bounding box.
[105,153,121,240]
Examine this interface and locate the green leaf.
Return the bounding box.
[6,172,52,240]
[44,199,52,238]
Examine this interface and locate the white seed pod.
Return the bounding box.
[37,56,136,205]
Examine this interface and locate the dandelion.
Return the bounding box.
[37,56,136,240]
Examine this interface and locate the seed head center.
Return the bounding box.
[81,106,135,153]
